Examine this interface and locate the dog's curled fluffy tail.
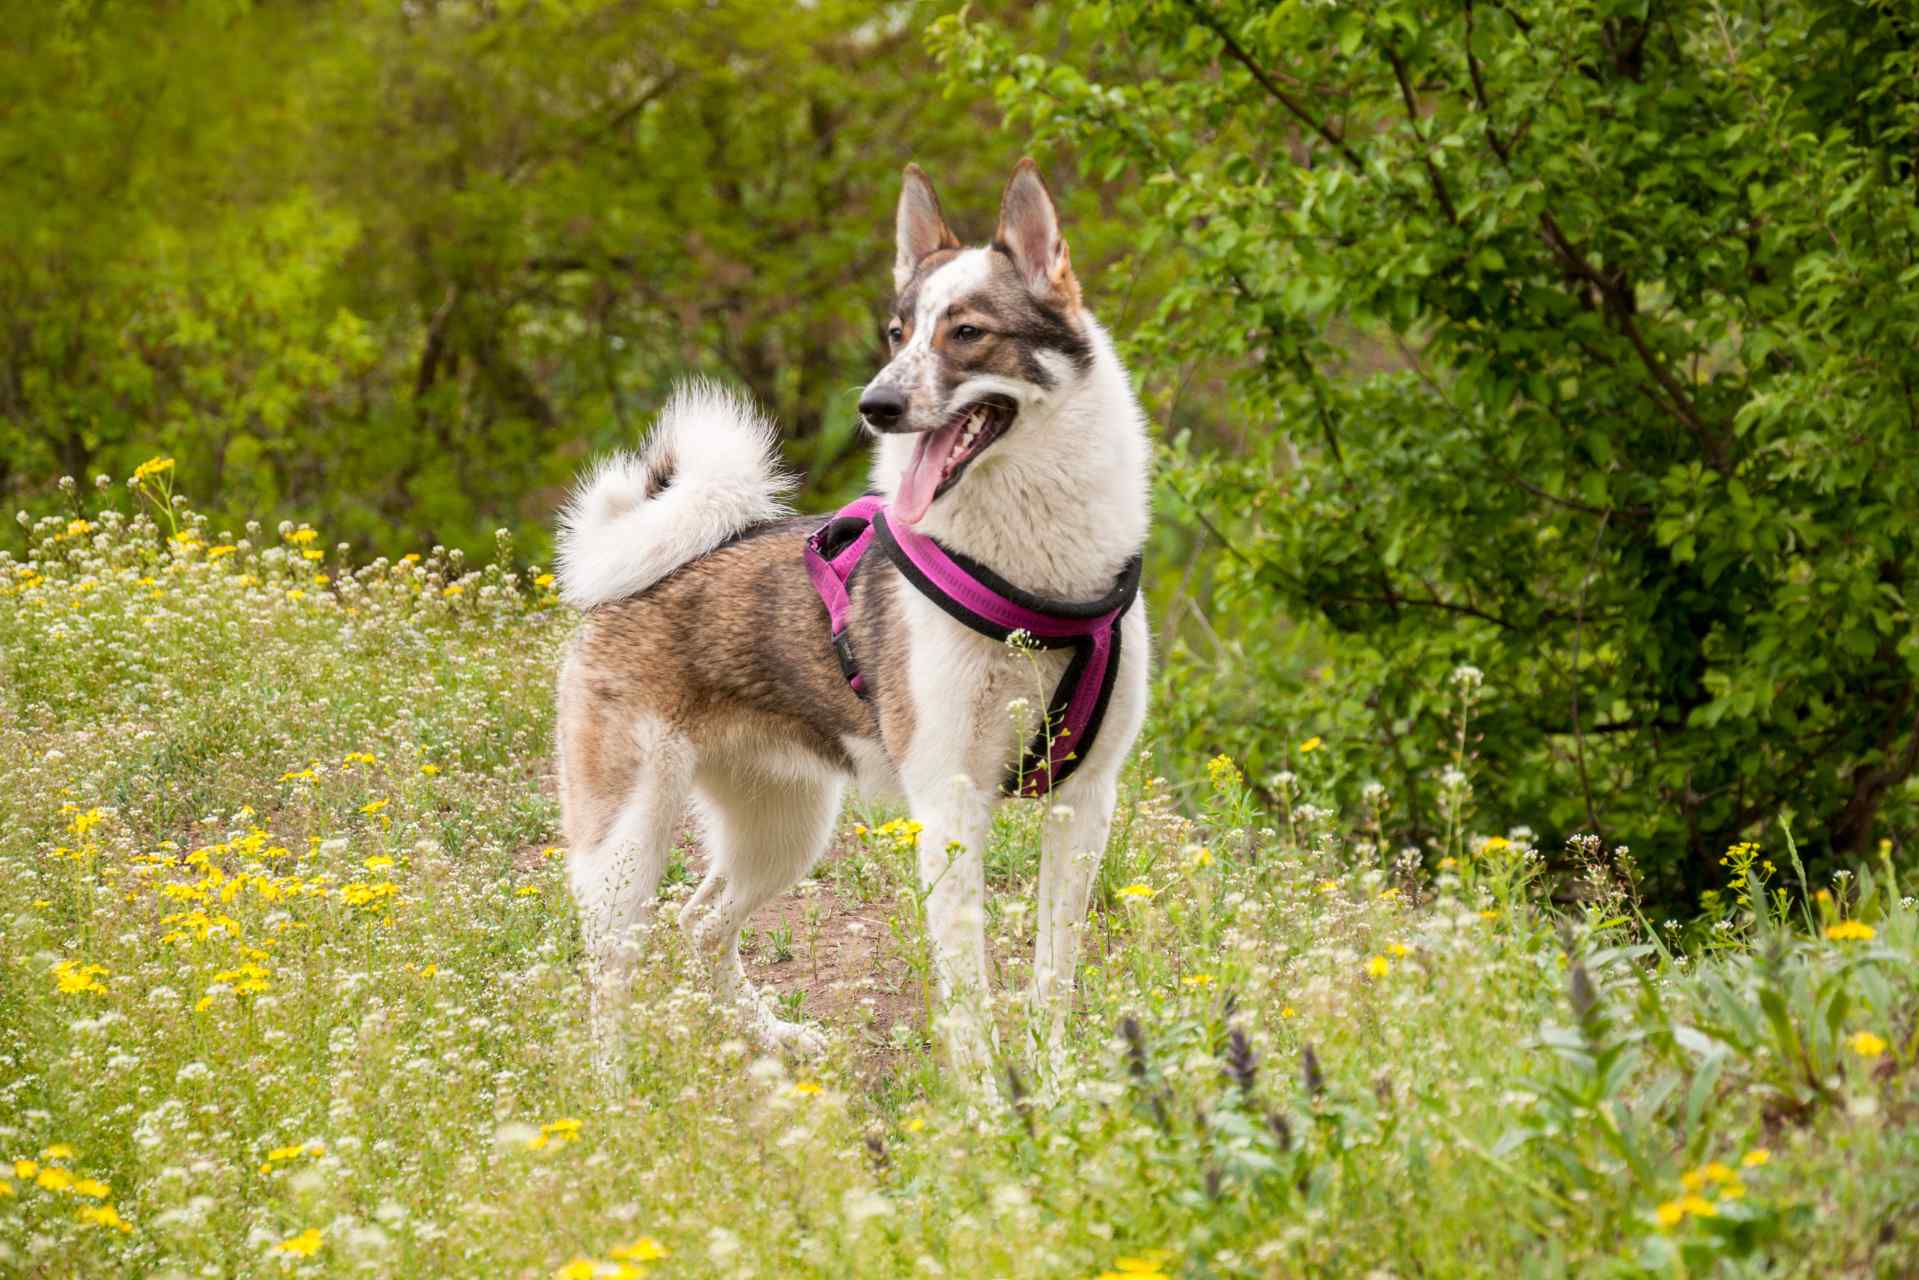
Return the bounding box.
[555,379,795,610]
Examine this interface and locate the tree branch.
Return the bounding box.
[1464,2,1732,472]
[1179,0,1366,173]
[1383,46,1459,225]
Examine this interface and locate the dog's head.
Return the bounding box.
[861,158,1094,524]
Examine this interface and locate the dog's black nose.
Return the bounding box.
[859,385,906,429]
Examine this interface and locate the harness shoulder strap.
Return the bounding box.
[802,496,884,696]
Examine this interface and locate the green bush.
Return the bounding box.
[937,0,1919,902]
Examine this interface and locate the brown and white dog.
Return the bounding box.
[553,159,1151,1078]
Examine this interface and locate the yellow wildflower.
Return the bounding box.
[1654,1199,1686,1229]
[609,1236,670,1262]
[1365,955,1391,979]
[1741,1148,1770,1168]
[275,1227,325,1256]
[13,1160,37,1180]
[903,1117,926,1133]
[554,1259,597,1280]
[1848,1031,1888,1060]
[1205,753,1242,788]
[73,1177,110,1199]
[1386,942,1412,957]
[78,1203,132,1232]
[790,1081,823,1098]
[0,1178,11,1197]
[54,960,109,996]
[41,1143,74,1160]
[1182,973,1214,987]
[133,456,176,481]
[1101,1249,1175,1279]
[420,763,440,775]
[1824,920,1875,942]
[36,1166,73,1192]
[526,1118,582,1150]
[359,798,388,815]
[1281,1006,1298,1019]
[1298,736,1322,753]
[364,855,395,872]
[534,573,556,589]
[1116,883,1155,900]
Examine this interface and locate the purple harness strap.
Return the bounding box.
[804,498,1141,798]
[801,494,886,696]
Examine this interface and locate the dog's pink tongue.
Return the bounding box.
[893,423,960,525]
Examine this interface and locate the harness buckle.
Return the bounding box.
[832,629,865,696]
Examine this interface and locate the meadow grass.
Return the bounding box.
[2,470,1915,1278]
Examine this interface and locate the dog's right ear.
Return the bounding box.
[894,164,960,293]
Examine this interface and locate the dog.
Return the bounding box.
[552,158,1152,1078]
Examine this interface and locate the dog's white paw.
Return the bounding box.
[759,1015,828,1058]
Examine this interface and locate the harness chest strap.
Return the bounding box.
[803,498,1141,798]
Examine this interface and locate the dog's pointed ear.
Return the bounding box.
[895,164,960,293]
[995,157,1079,310]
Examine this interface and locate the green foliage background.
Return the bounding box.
[937,0,1919,899]
[1,0,1154,550]
[7,0,1919,905]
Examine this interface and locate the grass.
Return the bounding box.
[2,469,1916,1278]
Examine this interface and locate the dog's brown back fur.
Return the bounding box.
[557,517,914,849]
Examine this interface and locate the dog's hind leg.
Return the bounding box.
[560,703,694,1074]
[683,764,841,1055]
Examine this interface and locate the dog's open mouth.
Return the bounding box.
[893,397,1015,525]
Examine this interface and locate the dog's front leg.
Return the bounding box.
[908,772,997,1078]
[1032,772,1116,1071]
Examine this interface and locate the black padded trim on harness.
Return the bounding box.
[870,512,1143,646]
[1011,620,1125,794]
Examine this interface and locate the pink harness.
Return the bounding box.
[804,496,1141,798]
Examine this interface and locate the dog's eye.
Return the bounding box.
[887,324,904,343]
[952,324,984,342]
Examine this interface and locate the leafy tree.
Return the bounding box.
[938,0,1919,898]
[2,1,1131,558]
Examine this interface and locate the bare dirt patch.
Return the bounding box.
[519,808,928,1081]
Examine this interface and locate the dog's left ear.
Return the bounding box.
[995,157,1080,311]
